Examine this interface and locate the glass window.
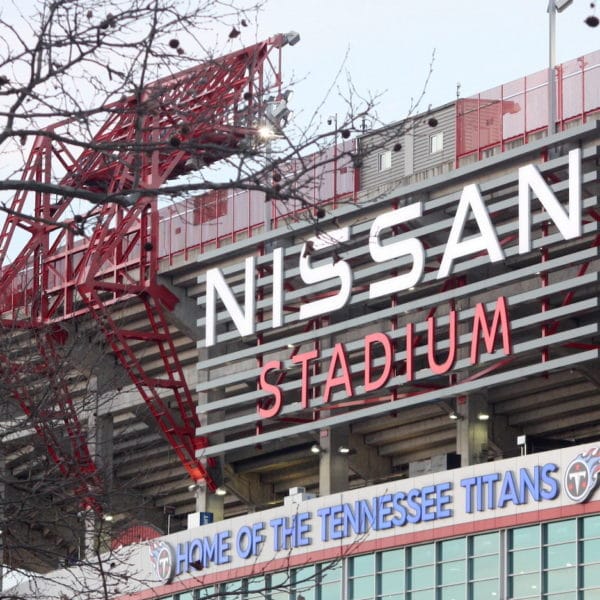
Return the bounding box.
[379,548,404,572]
[378,548,405,597]
[439,583,465,600]
[349,574,375,599]
[580,563,600,587]
[545,519,576,545]
[378,151,392,171]
[439,538,464,562]
[470,578,500,599]
[470,555,498,580]
[468,531,500,593]
[349,554,375,599]
[543,567,576,593]
[293,566,316,600]
[581,537,600,563]
[350,554,375,577]
[271,572,291,600]
[472,532,499,556]
[407,565,434,591]
[511,525,540,550]
[545,542,576,569]
[430,131,444,154]
[223,580,245,599]
[247,575,266,600]
[409,544,434,567]
[510,548,540,573]
[582,514,600,538]
[408,591,432,600]
[439,560,465,585]
[320,561,341,599]
[509,571,540,597]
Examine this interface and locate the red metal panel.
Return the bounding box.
[455,50,600,164]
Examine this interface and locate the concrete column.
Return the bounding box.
[196,347,225,521]
[193,485,225,522]
[456,392,489,466]
[84,407,114,557]
[318,426,349,496]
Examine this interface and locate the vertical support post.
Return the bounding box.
[84,403,114,558]
[456,392,489,466]
[318,426,349,496]
[197,348,224,520]
[548,0,557,135]
[193,485,224,522]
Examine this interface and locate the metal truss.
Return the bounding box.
[0,35,291,503]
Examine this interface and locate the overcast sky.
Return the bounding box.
[243,0,599,129]
[6,0,599,131]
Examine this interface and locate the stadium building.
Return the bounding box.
[1,38,598,600]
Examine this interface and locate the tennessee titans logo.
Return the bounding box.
[149,540,175,583]
[564,447,600,503]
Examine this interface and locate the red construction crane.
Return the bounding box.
[0,33,297,505]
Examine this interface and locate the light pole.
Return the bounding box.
[547,0,598,134]
[547,0,573,135]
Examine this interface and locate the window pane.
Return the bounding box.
[408,565,434,590]
[321,561,341,583]
[349,575,374,599]
[351,554,375,577]
[378,151,392,171]
[294,566,316,600]
[470,578,500,599]
[430,131,444,154]
[380,572,405,595]
[471,532,499,556]
[470,555,498,580]
[224,580,244,596]
[511,525,540,550]
[410,544,434,567]
[509,572,540,597]
[380,548,404,572]
[545,542,576,569]
[439,583,465,600]
[545,520,576,545]
[581,538,600,563]
[582,514,600,538]
[439,560,465,585]
[581,564,600,587]
[177,593,193,600]
[543,567,576,593]
[510,548,540,573]
[439,538,465,561]
[320,581,341,600]
[408,590,433,600]
[248,576,267,600]
[198,587,216,600]
[271,572,290,600]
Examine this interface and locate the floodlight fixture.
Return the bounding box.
[258,125,276,140]
[552,0,574,12]
[284,31,301,46]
